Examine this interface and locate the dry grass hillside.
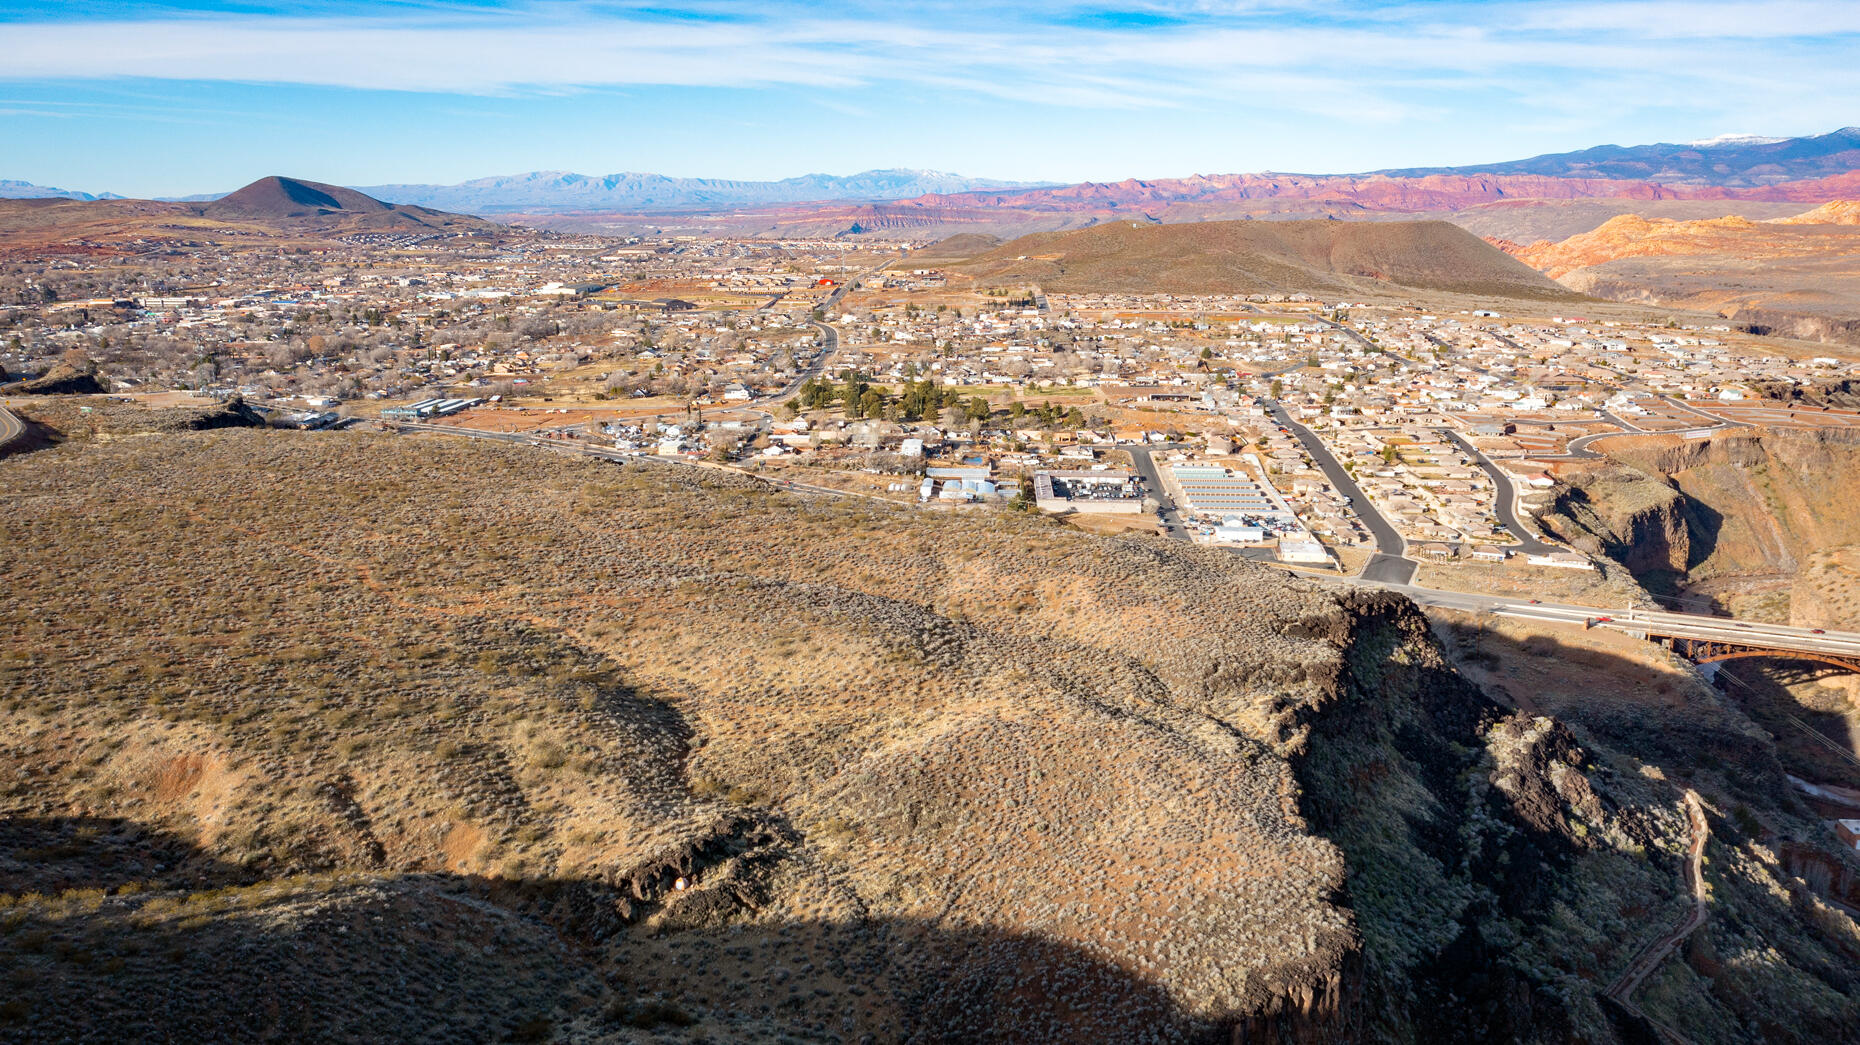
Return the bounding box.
[948,219,1579,301]
[0,422,1855,1041]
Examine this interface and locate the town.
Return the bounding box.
[7,228,1860,595]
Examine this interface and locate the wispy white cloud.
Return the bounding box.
[0,1,1854,130]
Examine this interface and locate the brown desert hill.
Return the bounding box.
[0,177,498,255]
[201,175,484,233]
[906,232,1003,264]
[1770,199,1860,225]
[1505,201,1860,343]
[2,419,1857,1041]
[951,218,1581,300]
[203,175,398,219]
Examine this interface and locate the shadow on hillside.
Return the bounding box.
[0,815,1241,1045]
[1713,659,1860,785]
[0,414,61,459]
[1680,494,1724,574]
[1441,619,1857,793]
[1299,597,1587,1042]
[1315,604,1860,1043]
[0,816,254,895]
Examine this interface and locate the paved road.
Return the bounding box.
[1119,443,1192,541]
[1309,313,1377,353]
[1262,400,1416,584]
[1661,396,1744,428]
[1597,408,1646,434]
[761,255,896,406]
[1370,580,1860,658]
[1520,398,1745,462]
[1437,429,1557,554]
[0,403,23,452]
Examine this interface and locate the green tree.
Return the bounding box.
[1007,475,1037,512]
[839,373,872,417]
[900,379,946,422]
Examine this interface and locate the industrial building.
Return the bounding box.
[1033,470,1143,513]
[922,466,997,502]
[381,397,484,421]
[1168,465,1296,526]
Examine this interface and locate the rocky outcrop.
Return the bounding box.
[1296,594,1656,1040]
[1543,429,1860,592]
[0,358,106,395]
[1540,461,1693,578]
[1502,205,1860,346]
[1752,377,1860,411]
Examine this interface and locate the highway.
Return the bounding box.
[1359,579,1860,658]
[1261,399,1416,584]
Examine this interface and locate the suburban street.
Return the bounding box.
[1119,442,1193,541]
[1262,399,1416,583]
[1437,429,1557,554]
[762,254,896,406]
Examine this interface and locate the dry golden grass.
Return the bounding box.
[2,425,1854,1042]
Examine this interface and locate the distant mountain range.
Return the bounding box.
[0,179,123,202]
[1371,126,1860,186]
[353,169,1056,214]
[7,127,1860,228]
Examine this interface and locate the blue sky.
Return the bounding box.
[4,1,1858,197]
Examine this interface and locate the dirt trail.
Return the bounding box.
[1603,789,1709,1043]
